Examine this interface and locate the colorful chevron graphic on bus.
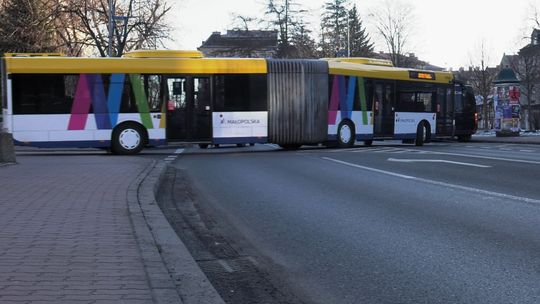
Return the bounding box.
[328,75,369,126]
[67,74,160,130]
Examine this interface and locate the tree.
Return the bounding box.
[320,0,349,57]
[290,23,318,58]
[370,0,413,67]
[0,0,58,53]
[510,37,540,130]
[265,0,312,58]
[63,0,172,57]
[347,4,374,57]
[467,42,497,130]
[230,14,260,31]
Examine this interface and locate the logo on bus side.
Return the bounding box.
[219,114,261,125]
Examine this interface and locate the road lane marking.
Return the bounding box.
[175,148,185,154]
[387,158,491,168]
[322,157,416,179]
[520,149,535,152]
[218,259,235,273]
[405,150,540,165]
[322,157,540,206]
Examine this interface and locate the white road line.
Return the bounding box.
[322,157,416,179]
[265,144,280,149]
[175,148,185,154]
[520,149,535,152]
[218,259,235,273]
[405,149,540,165]
[351,148,371,152]
[374,148,403,153]
[322,157,540,205]
[387,158,491,168]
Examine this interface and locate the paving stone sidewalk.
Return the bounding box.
[472,134,540,144]
[0,154,156,303]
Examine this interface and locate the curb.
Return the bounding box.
[128,160,225,304]
[471,138,540,145]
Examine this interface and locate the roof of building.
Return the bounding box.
[199,30,278,50]
[493,67,520,84]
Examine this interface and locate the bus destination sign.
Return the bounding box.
[409,71,436,80]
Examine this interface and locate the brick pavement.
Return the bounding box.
[472,134,540,144]
[0,154,156,303]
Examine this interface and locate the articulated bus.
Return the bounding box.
[1,51,476,154]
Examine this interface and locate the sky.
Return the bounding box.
[165,0,540,70]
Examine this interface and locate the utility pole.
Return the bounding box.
[347,14,350,57]
[108,0,114,57]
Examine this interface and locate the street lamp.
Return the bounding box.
[108,0,114,57]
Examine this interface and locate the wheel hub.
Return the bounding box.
[119,129,141,150]
[340,125,352,143]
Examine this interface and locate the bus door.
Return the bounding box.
[454,84,477,134]
[166,76,212,141]
[373,82,395,137]
[436,87,454,135]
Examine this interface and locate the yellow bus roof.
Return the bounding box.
[4,56,268,74]
[328,61,454,84]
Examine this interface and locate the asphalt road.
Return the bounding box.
[169,141,540,304]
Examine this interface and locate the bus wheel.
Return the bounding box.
[198,144,209,149]
[458,134,471,142]
[364,140,373,146]
[279,144,301,150]
[415,122,430,146]
[338,120,355,147]
[111,123,146,155]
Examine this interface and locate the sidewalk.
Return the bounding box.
[471,131,540,145]
[0,154,167,303]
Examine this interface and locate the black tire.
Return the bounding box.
[198,144,209,149]
[236,143,246,147]
[279,144,301,150]
[249,143,255,146]
[415,122,430,146]
[457,134,472,142]
[337,120,355,148]
[364,140,373,146]
[111,123,146,155]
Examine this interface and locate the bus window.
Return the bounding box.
[168,78,187,110]
[454,85,464,113]
[214,74,267,112]
[13,74,73,114]
[363,80,373,111]
[144,75,163,112]
[193,77,210,109]
[397,92,415,111]
[463,87,476,113]
[417,92,433,112]
[446,88,453,113]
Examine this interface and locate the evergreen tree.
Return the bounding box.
[348,5,374,57]
[320,0,349,57]
[290,23,318,58]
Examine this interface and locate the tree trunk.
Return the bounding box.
[483,97,489,130]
